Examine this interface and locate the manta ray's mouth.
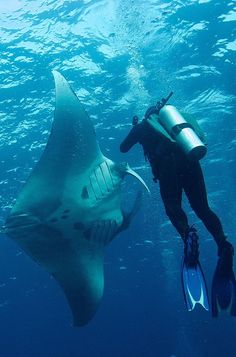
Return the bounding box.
[4,213,41,232]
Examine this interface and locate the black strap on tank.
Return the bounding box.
[171,122,194,136]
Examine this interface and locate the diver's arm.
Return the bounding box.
[120,126,140,153]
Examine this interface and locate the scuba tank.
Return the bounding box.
[159,105,207,160]
[147,92,207,161]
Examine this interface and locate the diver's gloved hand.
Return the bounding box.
[217,241,234,276]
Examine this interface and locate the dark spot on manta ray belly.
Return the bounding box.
[61,215,68,219]
[81,187,89,199]
[50,217,58,223]
[73,222,85,230]
[63,209,70,213]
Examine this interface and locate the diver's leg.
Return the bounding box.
[183,161,227,247]
[184,163,234,276]
[183,162,236,315]
[159,154,189,239]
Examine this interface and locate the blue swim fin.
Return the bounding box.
[212,261,236,317]
[212,241,236,317]
[181,227,209,311]
[182,259,209,311]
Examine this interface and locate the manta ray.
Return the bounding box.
[4,71,149,326]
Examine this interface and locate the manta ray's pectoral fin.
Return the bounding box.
[52,246,104,327]
[55,219,120,326]
[5,213,106,327]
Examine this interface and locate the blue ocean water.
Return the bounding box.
[0,0,236,356]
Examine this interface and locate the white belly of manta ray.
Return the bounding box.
[4,70,149,327]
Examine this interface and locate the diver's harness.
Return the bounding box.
[145,92,207,161]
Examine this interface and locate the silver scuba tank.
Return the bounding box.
[159,105,207,160]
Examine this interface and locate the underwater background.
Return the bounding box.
[0,0,236,356]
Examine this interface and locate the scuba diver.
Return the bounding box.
[120,92,236,316]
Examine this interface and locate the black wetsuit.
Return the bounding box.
[120,119,225,245]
